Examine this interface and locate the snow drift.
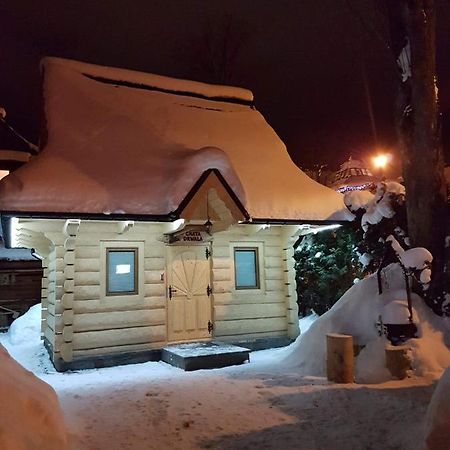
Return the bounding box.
[425,366,450,450]
[282,263,450,383]
[0,344,68,450]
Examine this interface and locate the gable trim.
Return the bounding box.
[172,168,250,221]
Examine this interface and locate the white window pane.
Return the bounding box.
[235,249,258,288]
[108,251,136,293]
[116,264,131,274]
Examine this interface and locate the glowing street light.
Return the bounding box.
[372,154,389,169]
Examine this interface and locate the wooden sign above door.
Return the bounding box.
[163,224,213,245]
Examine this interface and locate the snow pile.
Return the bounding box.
[8,303,42,345]
[424,366,450,450]
[0,57,350,221]
[299,312,318,334]
[1,304,55,374]
[0,344,68,450]
[282,263,450,382]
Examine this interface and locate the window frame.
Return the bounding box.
[105,247,139,296]
[233,247,260,290]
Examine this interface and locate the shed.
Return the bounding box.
[0,58,351,370]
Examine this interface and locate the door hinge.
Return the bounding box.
[168,285,177,299]
[208,320,214,334]
[205,248,211,260]
[206,284,212,297]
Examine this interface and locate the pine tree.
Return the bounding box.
[294,226,363,316]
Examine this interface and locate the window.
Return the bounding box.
[234,247,259,289]
[106,248,138,295]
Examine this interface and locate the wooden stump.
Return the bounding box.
[385,345,411,379]
[326,333,354,383]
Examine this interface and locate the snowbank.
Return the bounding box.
[282,264,450,382]
[0,344,68,450]
[424,367,450,450]
[8,303,42,345]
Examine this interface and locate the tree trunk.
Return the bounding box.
[387,1,448,285]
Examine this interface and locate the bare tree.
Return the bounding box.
[196,13,249,86]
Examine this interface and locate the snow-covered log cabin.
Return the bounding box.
[0,58,350,371]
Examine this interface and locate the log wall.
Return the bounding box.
[211,224,298,342]
[15,219,300,367]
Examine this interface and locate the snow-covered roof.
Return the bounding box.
[0,57,350,222]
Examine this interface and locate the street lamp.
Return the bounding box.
[372,153,390,180]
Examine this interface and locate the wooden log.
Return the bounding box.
[265,279,285,292]
[214,291,284,305]
[265,246,282,258]
[385,345,411,380]
[144,258,166,271]
[75,246,100,259]
[73,325,166,350]
[264,256,283,269]
[264,267,284,281]
[209,245,230,258]
[214,317,287,337]
[74,258,100,272]
[72,309,165,332]
[216,330,286,342]
[144,271,164,284]
[73,296,165,313]
[74,272,100,286]
[144,284,166,297]
[73,341,165,358]
[212,257,231,269]
[326,333,354,383]
[214,303,286,321]
[212,268,232,282]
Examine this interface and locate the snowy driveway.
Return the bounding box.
[1,337,434,450]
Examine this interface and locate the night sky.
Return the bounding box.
[1,0,449,172]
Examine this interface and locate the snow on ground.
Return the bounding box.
[299,312,318,334]
[425,366,450,450]
[0,303,444,450]
[0,344,68,450]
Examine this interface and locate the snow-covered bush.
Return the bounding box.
[283,263,450,382]
[345,182,408,275]
[0,344,68,450]
[345,182,450,317]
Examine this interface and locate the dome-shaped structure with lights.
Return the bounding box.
[329,157,377,193]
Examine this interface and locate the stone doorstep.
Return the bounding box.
[161,341,250,371]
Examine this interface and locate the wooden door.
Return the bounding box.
[167,245,212,343]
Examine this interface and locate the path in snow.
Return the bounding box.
[0,334,436,450]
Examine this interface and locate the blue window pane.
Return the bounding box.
[235,249,258,288]
[108,250,136,294]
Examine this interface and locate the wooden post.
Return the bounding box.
[385,345,411,379]
[326,333,354,383]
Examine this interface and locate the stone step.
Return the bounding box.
[161,341,250,371]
